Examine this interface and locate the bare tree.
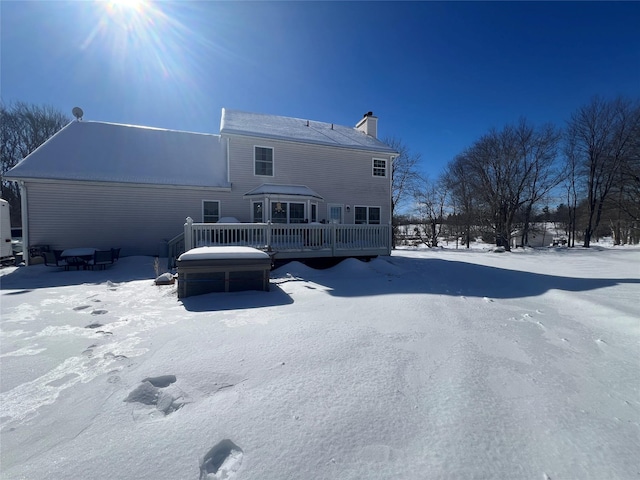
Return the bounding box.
[1,102,69,225]
[611,111,640,244]
[384,137,422,248]
[562,146,580,247]
[565,96,640,247]
[514,122,563,247]
[443,156,477,248]
[445,119,562,251]
[413,176,447,247]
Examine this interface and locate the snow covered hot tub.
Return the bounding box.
[177,246,271,298]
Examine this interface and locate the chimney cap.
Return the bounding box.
[364,111,374,117]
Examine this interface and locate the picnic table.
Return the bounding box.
[60,248,97,269]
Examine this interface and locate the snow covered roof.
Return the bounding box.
[244,183,324,200]
[220,109,398,154]
[3,121,230,188]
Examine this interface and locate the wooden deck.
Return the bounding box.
[168,218,391,268]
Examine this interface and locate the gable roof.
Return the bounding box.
[4,121,230,188]
[220,109,398,154]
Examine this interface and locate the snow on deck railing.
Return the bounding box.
[182,218,390,258]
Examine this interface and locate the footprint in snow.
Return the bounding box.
[104,352,128,361]
[124,375,182,415]
[82,344,98,357]
[200,440,243,480]
[85,323,104,329]
[73,305,91,311]
[596,338,609,348]
[142,374,177,388]
[91,309,108,315]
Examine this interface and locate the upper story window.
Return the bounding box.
[203,200,220,223]
[255,146,274,176]
[372,158,387,177]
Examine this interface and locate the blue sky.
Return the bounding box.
[1,1,639,179]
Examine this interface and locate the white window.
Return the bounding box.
[202,200,220,223]
[355,206,381,224]
[372,158,387,177]
[255,146,274,176]
[252,201,263,223]
[310,203,318,223]
[271,201,305,223]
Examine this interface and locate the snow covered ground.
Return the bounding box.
[1,245,639,479]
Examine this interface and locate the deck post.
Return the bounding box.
[184,217,193,251]
[266,221,272,250]
[331,224,336,256]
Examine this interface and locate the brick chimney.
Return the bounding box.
[355,111,378,138]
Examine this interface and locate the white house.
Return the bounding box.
[4,109,398,264]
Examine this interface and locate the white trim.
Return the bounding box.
[226,136,231,185]
[253,145,274,177]
[6,177,232,192]
[19,181,29,266]
[202,199,221,223]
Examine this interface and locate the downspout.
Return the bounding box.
[225,136,231,185]
[388,155,396,255]
[19,181,29,266]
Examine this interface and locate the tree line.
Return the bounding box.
[391,95,640,250]
[1,102,70,225]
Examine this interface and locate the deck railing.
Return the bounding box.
[172,217,390,266]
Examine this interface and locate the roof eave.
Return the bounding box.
[220,129,398,155]
[2,175,232,190]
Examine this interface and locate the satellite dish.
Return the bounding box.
[72,107,84,121]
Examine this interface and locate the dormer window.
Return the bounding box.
[255,146,274,176]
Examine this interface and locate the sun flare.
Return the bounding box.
[106,0,148,13]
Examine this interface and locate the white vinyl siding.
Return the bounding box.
[355,206,381,224]
[254,146,274,176]
[372,158,387,177]
[202,200,220,223]
[225,135,393,224]
[22,181,236,256]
